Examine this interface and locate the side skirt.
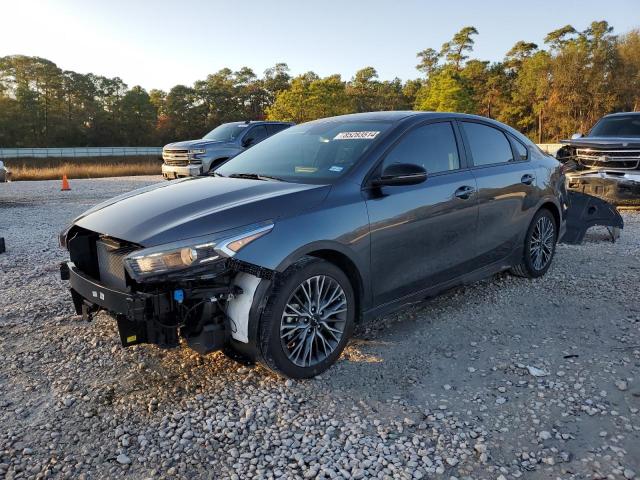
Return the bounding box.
[361,256,516,322]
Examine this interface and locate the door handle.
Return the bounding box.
[454,185,475,200]
[521,174,535,185]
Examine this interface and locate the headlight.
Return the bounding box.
[188,148,206,162]
[123,223,273,281]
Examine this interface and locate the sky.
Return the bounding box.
[1,0,638,91]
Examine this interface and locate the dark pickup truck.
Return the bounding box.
[557,112,640,206]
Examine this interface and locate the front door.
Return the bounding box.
[365,121,479,306]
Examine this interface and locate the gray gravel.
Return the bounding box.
[1,176,639,479]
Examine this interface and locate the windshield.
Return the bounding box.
[203,123,248,141]
[216,120,392,184]
[589,115,640,137]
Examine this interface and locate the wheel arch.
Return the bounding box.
[304,249,365,322]
[208,156,229,171]
[269,240,369,320]
[237,242,369,360]
[538,200,561,231]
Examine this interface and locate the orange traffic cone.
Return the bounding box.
[61,174,71,191]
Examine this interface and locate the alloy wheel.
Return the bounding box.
[530,216,555,271]
[280,275,348,368]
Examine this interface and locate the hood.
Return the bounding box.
[74,177,330,246]
[164,139,230,149]
[560,136,640,149]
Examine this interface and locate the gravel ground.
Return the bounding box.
[1,176,639,480]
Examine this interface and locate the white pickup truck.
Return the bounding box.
[161,121,293,180]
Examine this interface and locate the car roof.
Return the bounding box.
[602,112,640,118]
[304,111,530,139]
[226,120,293,126]
[308,111,512,124]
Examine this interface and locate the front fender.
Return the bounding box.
[227,191,371,360]
[233,190,372,307]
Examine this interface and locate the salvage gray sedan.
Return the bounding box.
[60,112,567,378]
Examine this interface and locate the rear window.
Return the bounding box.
[509,135,529,161]
[461,122,514,166]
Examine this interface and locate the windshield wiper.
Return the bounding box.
[210,171,226,177]
[228,173,284,182]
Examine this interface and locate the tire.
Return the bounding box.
[511,209,557,278]
[258,257,355,379]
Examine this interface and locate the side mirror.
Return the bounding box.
[242,137,254,148]
[372,163,427,187]
[570,133,583,140]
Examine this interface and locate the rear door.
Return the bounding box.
[365,121,479,306]
[458,120,539,265]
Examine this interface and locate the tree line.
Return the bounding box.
[0,20,638,147]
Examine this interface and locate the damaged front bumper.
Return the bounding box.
[161,163,203,179]
[60,261,240,354]
[566,170,640,207]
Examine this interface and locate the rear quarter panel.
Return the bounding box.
[534,151,566,220]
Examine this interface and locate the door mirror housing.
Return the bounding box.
[372,163,427,187]
[242,137,254,148]
[570,132,583,140]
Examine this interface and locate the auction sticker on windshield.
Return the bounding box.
[334,131,380,140]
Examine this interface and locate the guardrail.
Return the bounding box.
[0,147,162,159]
[1,144,562,160]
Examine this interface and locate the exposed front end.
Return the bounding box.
[59,223,273,356]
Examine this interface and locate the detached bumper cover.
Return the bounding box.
[561,191,624,244]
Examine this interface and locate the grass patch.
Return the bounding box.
[3,156,162,181]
